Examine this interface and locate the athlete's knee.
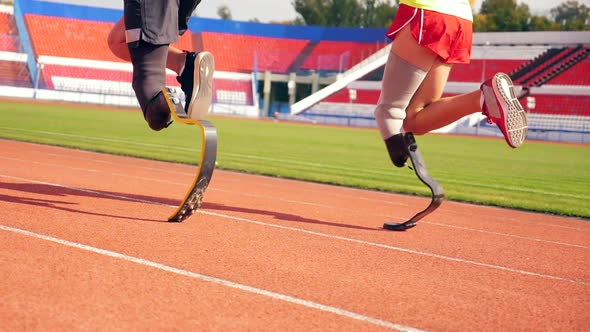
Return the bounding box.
[127,42,168,130]
[373,104,384,120]
[374,103,406,122]
[402,116,427,135]
[107,21,128,60]
[129,68,168,131]
[107,32,123,57]
[143,90,173,131]
[106,27,117,51]
[374,103,408,139]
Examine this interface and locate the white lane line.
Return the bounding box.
[2,160,583,247]
[425,222,589,249]
[201,211,590,287]
[0,224,422,332]
[3,140,587,233]
[0,142,582,231]
[1,152,587,239]
[0,158,363,211]
[1,127,587,199]
[1,174,588,286]
[0,174,169,206]
[0,160,580,246]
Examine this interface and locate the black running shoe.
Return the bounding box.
[176,51,215,120]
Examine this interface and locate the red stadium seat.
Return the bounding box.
[546,57,590,86]
[0,12,15,34]
[448,59,527,83]
[0,11,18,52]
[25,14,193,61]
[527,94,590,117]
[324,88,379,104]
[301,41,384,71]
[0,60,32,87]
[198,32,309,73]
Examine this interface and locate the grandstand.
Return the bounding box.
[0,0,589,143]
[289,35,590,143]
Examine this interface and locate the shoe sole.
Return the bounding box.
[492,73,528,148]
[187,52,215,120]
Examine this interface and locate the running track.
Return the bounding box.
[0,139,588,331]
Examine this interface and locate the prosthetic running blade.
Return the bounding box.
[162,88,217,222]
[384,133,444,231]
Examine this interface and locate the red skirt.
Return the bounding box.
[386,4,473,64]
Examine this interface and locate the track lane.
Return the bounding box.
[2,150,588,282]
[0,229,401,332]
[1,139,588,330]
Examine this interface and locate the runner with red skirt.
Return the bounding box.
[376,0,528,230]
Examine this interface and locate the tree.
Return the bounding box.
[528,15,560,31]
[475,0,533,31]
[472,13,490,32]
[551,0,590,31]
[217,5,232,20]
[326,0,363,27]
[370,1,397,28]
[474,0,589,32]
[293,0,396,28]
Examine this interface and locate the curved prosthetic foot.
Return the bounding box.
[383,133,444,231]
[161,87,217,222]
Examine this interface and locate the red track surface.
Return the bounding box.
[0,139,588,331]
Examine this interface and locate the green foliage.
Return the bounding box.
[474,0,589,32]
[371,1,398,28]
[217,5,232,20]
[0,100,589,218]
[551,0,590,30]
[290,0,588,31]
[293,0,396,27]
[478,0,532,31]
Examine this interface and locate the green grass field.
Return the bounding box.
[1,99,589,218]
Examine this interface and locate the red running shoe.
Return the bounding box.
[480,73,528,148]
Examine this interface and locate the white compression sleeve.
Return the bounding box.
[374,50,428,140]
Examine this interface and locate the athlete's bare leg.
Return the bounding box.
[403,62,481,135]
[392,25,438,72]
[107,17,187,75]
[392,25,482,135]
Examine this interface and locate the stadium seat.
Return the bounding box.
[545,52,590,86]
[38,63,253,106]
[448,59,526,83]
[25,14,120,61]
[301,41,385,72]
[0,11,15,34]
[527,94,590,117]
[0,11,18,52]
[324,88,379,104]
[213,79,253,105]
[25,14,193,61]
[0,60,32,87]
[198,32,309,73]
